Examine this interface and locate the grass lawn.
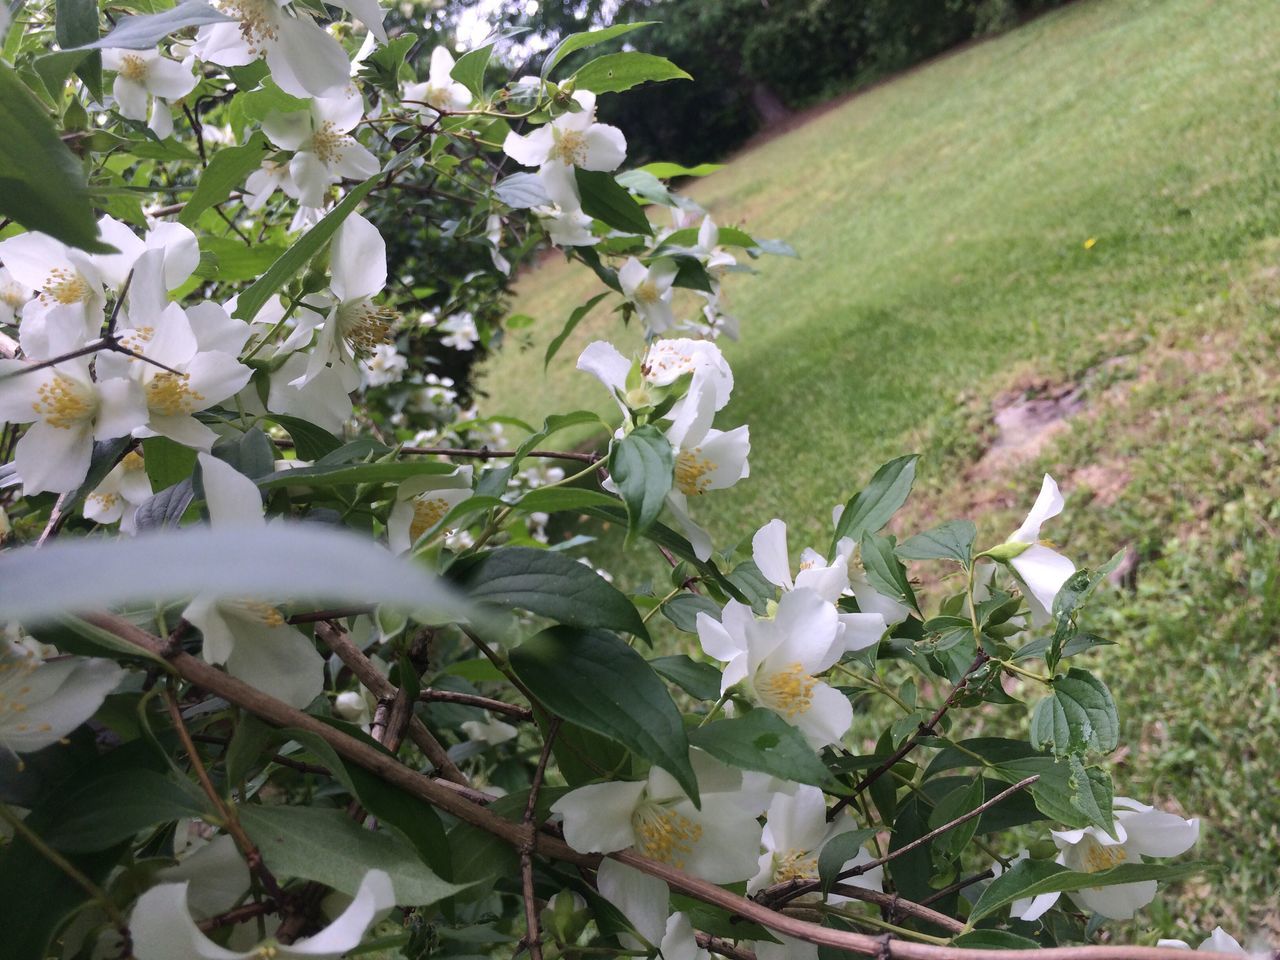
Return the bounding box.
[477,0,1280,939]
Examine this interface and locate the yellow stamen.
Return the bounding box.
[409,496,450,542]
[756,662,816,717]
[33,373,95,429]
[549,129,587,166]
[40,267,92,306]
[632,279,660,306]
[117,54,149,82]
[632,803,703,870]
[675,448,717,496]
[1080,837,1128,874]
[773,848,819,883]
[146,372,205,417]
[310,122,350,165]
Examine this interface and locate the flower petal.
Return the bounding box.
[550,780,647,854]
[751,519,792,591]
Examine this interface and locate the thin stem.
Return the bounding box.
[520,718,560,960]
[816,904,951,945]
[642,585,683,625]
[418,689,532,722]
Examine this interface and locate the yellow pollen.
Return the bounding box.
[632,803,703,869]
[33,373,95,429]
[236,600,286,627]
[756,662,816,717]
[218,0,278,51]
[146,372,204,416]
[549,129,588,166]
[310,122,349,165]
[675,448,717,496]
[117,326,155,355]
[340,302,399,354]
[0,282,25,309]
[633,279,661,306]
[89,492,121,512]
[121,450,145,473]
[409,496,449,542]
[40,267,92,306]
[1081,838,1128,874]
[774,848,819,883]
[117,54,149,82]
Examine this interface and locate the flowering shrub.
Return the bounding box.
[0,4,1267,960]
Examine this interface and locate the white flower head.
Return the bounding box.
[697,588,851,748]
[1003,474,1076,626]
[0,641,125,758]
[1158,928,1249,954]
[460,713,518,746]
[437,312,479,351]
[551,752,766,883]
[0,266,33,326]
[102,47,197,138]
[386,465,475,554]
[502,90,626,210]
[0,231,108,344]
[537,205,597,247]
[262,88,380,208]
[83,449,152,532]
[402,46,471,119]
[360,343,408,388]
[618,257,678,335]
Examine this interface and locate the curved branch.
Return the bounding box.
[85,614,1239,960]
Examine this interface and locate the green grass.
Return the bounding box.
[477,0,1280,939]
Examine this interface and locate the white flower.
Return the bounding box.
[0,326,147,494]
[262,88,379,208]
[386,466,475,554]
[537,205,597,247]
[102,48,197,139]
[1158,928,1248,954]
[830,505,913,628]
[0,231,108,343]
[753,519,886,654]
[692,216,737,277]
[641,338,734,409]
[96,301,251,451]
[243,159,292,211]
[181,455,326,709]
[747,785,883,897]
[93,219,201,316]
[696,588,850,748]
[993,851,1060,922]
[437,312,479,351]
[552,753,765,883]
[192,0,364,100]
[402,46,471,119]
[0,266,33,326]
[0,641,125,758]
[460,713,518,746]
[334,690,373,725]
[990,474,1077,625]
[1022,797,1200,921]
[157,834,251,920]
[662,378,749,562]
[502,90,626,210]
[264,352,355,434]
[83,449,151,532]
[618,257,678,335]
[130,869,395,960]
[296,213,397,390]
[360,343,407,387]
[596,860,707,959]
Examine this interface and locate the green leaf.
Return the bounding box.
[179,133,269,227]
[649,653,721,700]
[55,0,101,97]
[658,593,721,635]
[969,858,1211,923]
[1030,668,1119,757]
[997,755,1113,831]
[255,459,455,490]
[77,0,229,49]
[0,64,109,252]
[142,435,198,492]
[861,532,919,614]
[234,176,378,322]
[545,291,609,368]
[541,21,656,78]
[195,236,288,282]
[924,737,1043,778]
[817,828,878,897]
[510,626,697,804]
[832,455,918,552]
[952,931,1044,949]
[515,486,618,515]
[239,805,469,906]
[259,413,342,462]
[494,171,551,209]
[42,770,204,852]
[456,547,648,641]
[897,520,976,564]
[211,427,275,479]
[928,775,985,860]
[575,168,653,236]
[608,424,673,540]
[572,51,690,94]
[637,161,723,179]
[226,714,275,786]
[450,42,492,98]
[689,709,836,789]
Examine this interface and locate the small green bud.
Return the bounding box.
[979,540,1033,562]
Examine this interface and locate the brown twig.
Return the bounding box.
[769,776,1039,908]
[88,614,1236,960]
[286,606,374,625]
[918,870,994,908]
[829,652,990,821]
[163,684,284,901]
[271,437,600,463]
[419,688,533,722]
[823,884,964,934]
[696,933,757,960]
[314,620,468,785]
[197,899,278,933]
[519,718,560,960]
[190,733,330,776]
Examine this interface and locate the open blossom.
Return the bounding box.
[999,474,1076,625]
[747,785,883,897]
[182,455,325,709]
[402,46,471,119]
[619,257,678,335]
[360,343,407,387]
[460,713,518,746]
[596,860,707,959]
[102,47,198,139]
[1012,797,1200,921]
[1158,928,1248,954]
[0,266,32,325]
[192,0,378,100]
[752,519,886,653]
[438,311,479,351]
[83,449,151,532]
[130,869,395,960]
[0,641,125,758]
[830,505,913,627]
[0,231,108,342]
[552,753,765,883]
[387,465,475,554]
[503,90,626,209]
[697,587,851,748]
[536,204,596,246]
[262,88,379,208]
